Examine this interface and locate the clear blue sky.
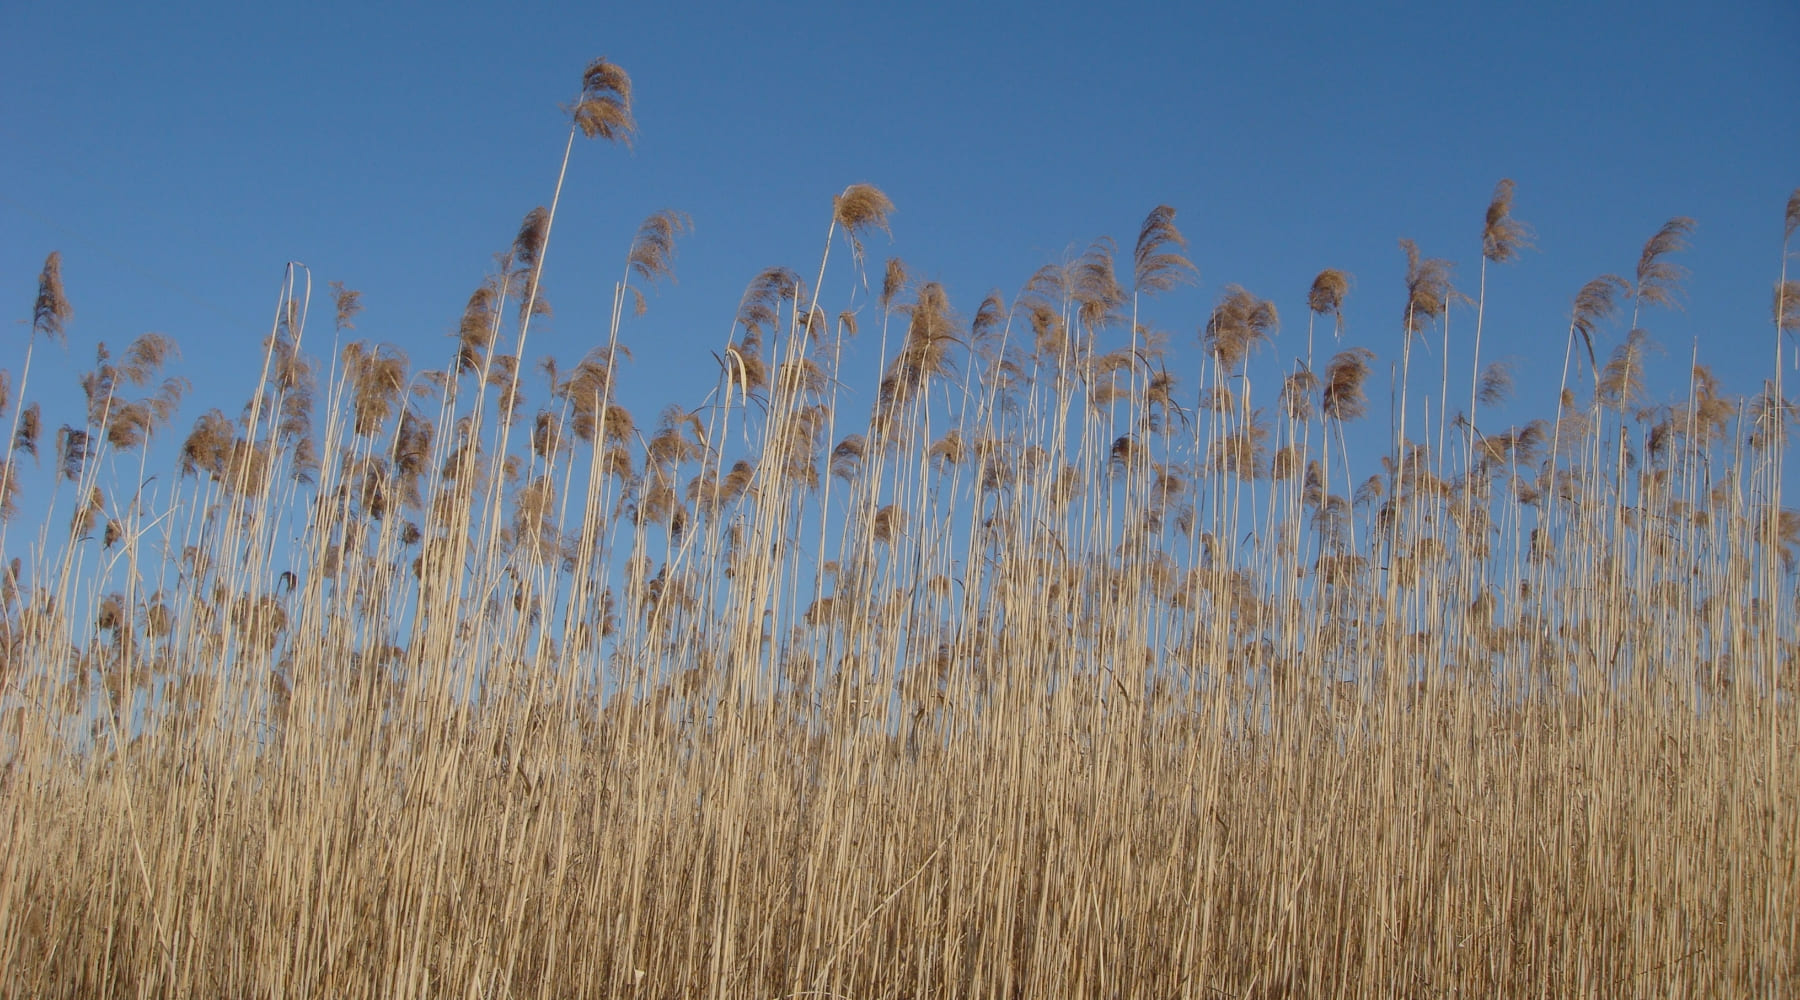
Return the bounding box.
[3,0,1796,482]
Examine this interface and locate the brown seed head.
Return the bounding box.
[628,209,692,286]
[1634,217,1695,311]
[329,281,363,332]
[1308,269,1351,329]
[458,279,501,374]
[832,184,894,265]
[571,58,636,144]
[1132,205,1196,295]
[16,403,41,460]
[1073,239,1126,330]
[1280,369,1320,420]
[880,282,960,410]
[1203,286,1278,369]
[1571,274,1629,376]
[1477,360,1515,407]
[879,258,909,313]
[736,267,802,336]
[1399,239,1461,338]
[1322,346,1376,422]
[1482,179,1534,263]
[1775,280,1800,334]
[1597,329,1656,414]
[971,291,1006,349]
[33,252,73,343]
[514,206,551,272]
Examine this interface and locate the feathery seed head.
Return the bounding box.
[880,258,909,313]
[514,207,551,272]
[457,279,501,374]
[1399,239,1461,338]
[1571,274,1629,375]
[833,184,894,265]
[1597,329,1657,413]
[1775,280,1800,334]
[1204,286,1278,369]
[1322,346,1376,422]
[571,57,636,144]
[971,291,1006,350]
[1073,239,1127,330]
[329,281,363,332]
[1482,179,1534,263]
[1281,369,1321,420]
[736,267,802,336]
[1308,269,1351,330]
[16,403,41,460]
[1132,205,1196,295]
[1634,217,1695,311]
[33,252,73,344]
[1477,360,1515,407]
[628,209,692,287]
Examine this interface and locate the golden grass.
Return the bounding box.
[0,63,1796,999]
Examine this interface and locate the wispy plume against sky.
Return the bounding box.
[3,0,1796,449]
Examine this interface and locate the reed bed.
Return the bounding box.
[1,60,1796,999]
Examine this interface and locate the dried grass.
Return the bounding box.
[0,74,1793,1000]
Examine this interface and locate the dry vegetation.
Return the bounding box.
[2,59,1797,999]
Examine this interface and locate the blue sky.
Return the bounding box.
[3,0,1797,487]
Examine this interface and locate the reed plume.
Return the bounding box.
[570,57,636,143]
[879,281,959,411]
[513,206,554,321]
[1476,360,1515,407]
[329,281,363,332]
[1596,328,1655,414]
[15,404,41,460]
[1322,346,1375,421]
[342,342,409,436]
[514,207,551,273]
[1481,178,1534,263]
[1132,205,1196,295]
[736,266,802,338]
[628,209,691,286]
[1570,274,1630,376]
[1204,285,1278,369]
[33,252,72,343]
[879,257,909,315]
[457,279,502,374]
[1072,239,1127,330]
[1778,280,1800,342]
[832,184,894,265]
[1634,216,1696,312]
[1308,268,1350,332]
[1399,238,1459,338]
[624,209,692,315]
[1281,369,1321,421]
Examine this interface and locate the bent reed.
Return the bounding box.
[1,60,1797,999]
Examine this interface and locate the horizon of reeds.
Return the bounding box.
[1,58,1797,998]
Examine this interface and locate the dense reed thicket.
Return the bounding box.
[2,59,1796,998]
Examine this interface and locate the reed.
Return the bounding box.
[0,60,1794,999]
